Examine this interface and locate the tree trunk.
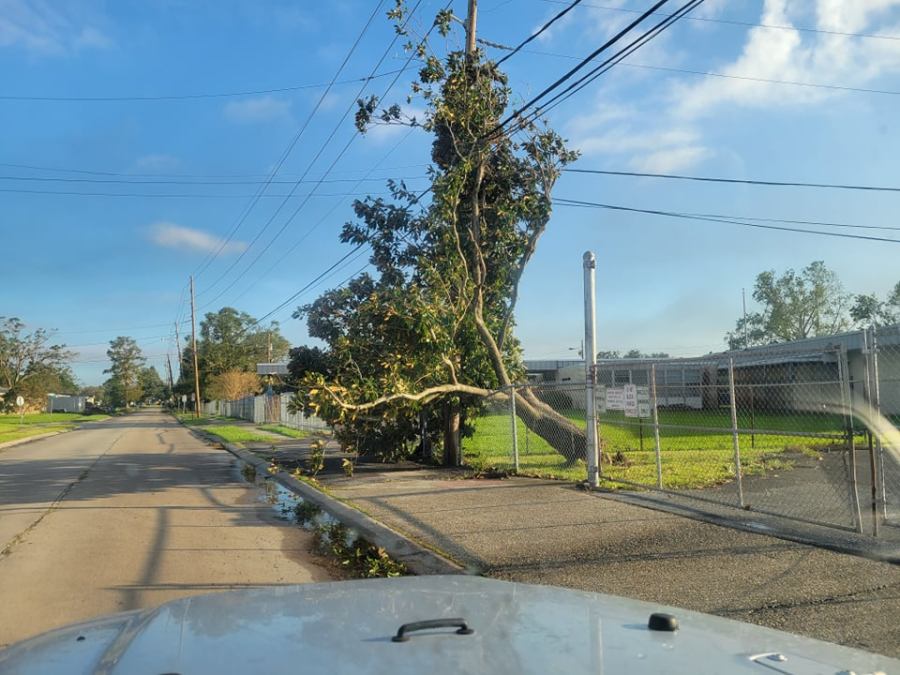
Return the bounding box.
[513,388,588,464]
[443,401,461,467]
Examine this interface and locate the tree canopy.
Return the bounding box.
[0,317,74,408]
[293,4,581,464]
[104,336,145,408]
[726,261,851,349]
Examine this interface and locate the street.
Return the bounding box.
[0,410,332,648]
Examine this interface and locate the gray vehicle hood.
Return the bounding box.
[0,575,894,674]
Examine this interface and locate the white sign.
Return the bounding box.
[15,395,25,408]
[604,387,626,411]
[181,395,187,403]
[624,385,651,418]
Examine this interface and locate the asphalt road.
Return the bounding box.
[0,410,332,648]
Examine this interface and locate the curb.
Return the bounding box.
[0,431,62,451]
[176,417,463,576]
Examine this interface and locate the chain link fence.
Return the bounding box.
[465,327,900,538]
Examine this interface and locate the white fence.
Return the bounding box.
[202,393,330,433]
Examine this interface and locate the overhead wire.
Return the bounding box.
[563,168,900,193]
[197,0,422,302]
[199,0,443,311]
[537,0,900,43]
[496,0,583,65]
[554,197,900,243]
[0,68,410,102]
[489,0,676,137]
[504,0,706,135]
[193,0,388,279]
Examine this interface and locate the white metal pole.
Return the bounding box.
[510,386,519,473]
[583,251,600,487]
[650,364,663,489]
[728,358,745,508]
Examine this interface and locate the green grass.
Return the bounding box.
[465,409,840,489]
[0,412,108,444]
[201,425,282,445]
[259,424,311,439]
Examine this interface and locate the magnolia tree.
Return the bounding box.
[293,3,582,464]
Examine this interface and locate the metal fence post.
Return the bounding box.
[838,345,864,533]
[727,358,745,508]
[870,326,888,520]
[650,364,663,489]
[583,251,600,487]
[862,328,880,536]
[509,385,519,473]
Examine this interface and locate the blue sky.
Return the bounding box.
[2,0,900,385]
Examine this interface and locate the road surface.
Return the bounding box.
[0,410,333,648]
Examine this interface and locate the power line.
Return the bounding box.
[227,129,416,307]
[508,0,704,133]
[491,0,676,136]
[523,48,900,98]
[0,187,402,199]
[537,0,900,43]
[197,0,417,298]
[496,0,583,65]
[0,160,429,179]
[554,197,900,243]
[0,68,410,102]
[0,173,426,186]
[194,0,388,280]
[564,168,900,193]
[199,1,440,310]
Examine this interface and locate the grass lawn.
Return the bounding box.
[464,408,843,489]
[173,413,282,445]
[259,424,311,439]
[0,412,108,444]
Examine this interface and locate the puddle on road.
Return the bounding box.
[235,458,338,532]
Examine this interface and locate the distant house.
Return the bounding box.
[47,394,87,414]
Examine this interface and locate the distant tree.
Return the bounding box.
[105,337,145,408]
[0,317,74,409]
[206,369,260,401]
[850,282,900,328]
[178,307,290,395]
[726,261,850,349]
[137,366,167,403]
[18,363,78,408]
[286,346,334,383]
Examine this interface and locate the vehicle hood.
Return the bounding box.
[0,575,895,674]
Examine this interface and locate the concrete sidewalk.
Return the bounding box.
[321,469,900,657]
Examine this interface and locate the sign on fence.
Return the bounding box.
[623,384,651,418]
[605,386,625,411]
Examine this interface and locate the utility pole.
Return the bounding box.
[189,275,202,418]
[174,321,182,378]
[465,0,478,55]
[267,329,273,363]
[165,354,175,405]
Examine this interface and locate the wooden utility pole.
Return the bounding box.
[189,275,202,418]
[164,354,175,402]
[174,321,182,378]
[465,0,478,55]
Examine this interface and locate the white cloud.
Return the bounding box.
[630,146,712,173]
[224,96,292,123]
[571,121,712,172]
[673,0,900,117]
[0,0,112,55]
[149,223,247,255]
